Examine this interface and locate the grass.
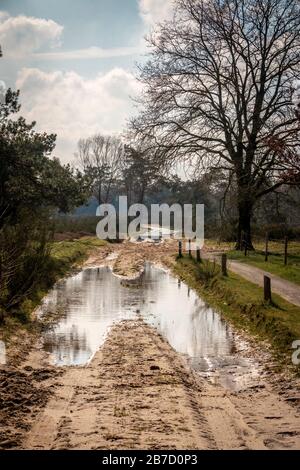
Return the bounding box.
[50,236,106,273]
[173,255,300,373]
[204,239,235,251]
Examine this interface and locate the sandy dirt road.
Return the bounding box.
[22,319,300,450]
[1,241,300,450]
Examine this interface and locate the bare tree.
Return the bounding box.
[76,134,124,204]
[131,0,300,248]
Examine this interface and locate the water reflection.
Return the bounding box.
[43,326,90,365]
[39,263,250,377]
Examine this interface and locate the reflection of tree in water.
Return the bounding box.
[0,340,6,365]
[118,263,177,312]
[188,303,235,359]
[43,324,91,365]
[142,263,166,300]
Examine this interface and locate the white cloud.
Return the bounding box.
[139,0,174,26]
[0,11,63,57]
[34,45,143,61]
[0,11,143,60]
[16,67,142,162]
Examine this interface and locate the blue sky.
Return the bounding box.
[0,0,173,162]
[1,0,145,81]
[1,0,141,48]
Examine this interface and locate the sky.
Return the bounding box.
[0,0,173,163]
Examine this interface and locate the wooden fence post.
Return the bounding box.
[221,254,227,276]
[196,248,201,263]
[265,232,269,262]
[284,236,288,266]
[264,275,272,302]
[244,240,248,257]
[178,240,182,258]
[188,239,192,257]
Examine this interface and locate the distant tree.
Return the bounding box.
[76,134,124,204]
[131,0,300,249]
[121,145,161,204]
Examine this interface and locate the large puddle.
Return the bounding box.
[38,263,260,390]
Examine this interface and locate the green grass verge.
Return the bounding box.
[227,248,300,285]
[50,237,106,273]
[173,255,300,373]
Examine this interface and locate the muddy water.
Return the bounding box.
[38,263,259,389]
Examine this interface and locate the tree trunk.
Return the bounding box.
[235,199,254,250]
[97,182,102,205]
[138,185,145,204]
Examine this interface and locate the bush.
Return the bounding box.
[52,216,99,236]
[0,211,52,323]
[195,259,220,287]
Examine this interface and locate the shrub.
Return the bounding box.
[195,259,220,287]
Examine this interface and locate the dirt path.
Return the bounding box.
[23,320,300,450]
[25,321,214,450]
[1,241,300,450]
[84,239,177,277]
